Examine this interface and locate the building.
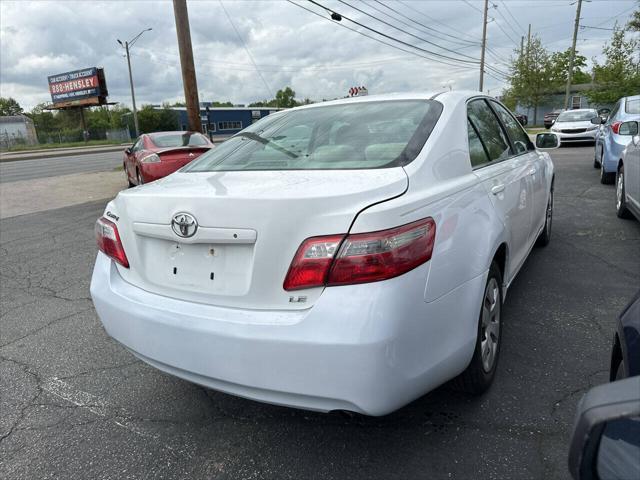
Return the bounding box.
[514,84,612,127]
[0,115,39,149]
[161,105,283,139]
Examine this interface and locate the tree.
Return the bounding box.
[248,86,300,108]
[0,97,23,116]
[506,35,553,124]
[137,105,179,133]
[547,49,591,86]
[628,2,640,31]
[587,25,640,104]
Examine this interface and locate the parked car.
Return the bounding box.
[615,122,640,220]
[568,291,640,479]
[609,289,640,380]
[124,131,214,186]
[550,108,600,144]
[594,95,640,184]
[514,113,528,126]
[544,109,564,129]
[91,92,556,416]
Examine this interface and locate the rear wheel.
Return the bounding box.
[453,262,503,395]
[600,152,615,184]
[593,145,600,168]
[536,182,553,247]
[616,165,633,219]
[125,164,134,188]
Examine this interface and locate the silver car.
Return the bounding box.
[595,95,640,184]
[550,109,600,144]
[615,121,640,220]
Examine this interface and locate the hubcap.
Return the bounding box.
[481,277,501,373]
[617,171,624,210]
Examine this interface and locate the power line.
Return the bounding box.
[499,0,527,36]
[397,0,481,43]
[491,3,522,44]
[461,0,484,14]
[218,0,273,99]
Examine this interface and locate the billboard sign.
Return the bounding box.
[48,67,108,105]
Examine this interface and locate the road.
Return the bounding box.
[1,147,639,479]
[0,150,124,183]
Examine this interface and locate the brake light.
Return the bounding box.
[141,153,160,163]
[95,217,129,268]
[611,121,622,134]
[283,218,435,291]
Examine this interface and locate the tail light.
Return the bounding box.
[141,153,160,163]
[611,121,622,135]
[95,217,129,268]
[283,218,435,291]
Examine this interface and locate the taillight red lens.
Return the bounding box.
[328,218,436,286]
[283,218,436,291]
[95,217,129,268]
[611,121,622,134]
[283,235,344,291]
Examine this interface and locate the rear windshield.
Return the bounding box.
[183,100,442,172]
[151,133,209,147]
[556,110,597,122]
[626,99,640,114]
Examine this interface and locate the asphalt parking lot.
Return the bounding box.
[1,146,639,480]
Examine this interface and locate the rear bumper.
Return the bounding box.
[90,253,484,415]
[140,160,191,182]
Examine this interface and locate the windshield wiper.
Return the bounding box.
[236,132,299,159]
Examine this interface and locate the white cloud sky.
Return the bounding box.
[0,0,637,110]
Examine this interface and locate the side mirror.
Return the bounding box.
[619,121,639,136]
[568,377,640,480]
[124,147,132,155]
[536,132,560,150]
[590,117,601,125]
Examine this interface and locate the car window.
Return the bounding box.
[625,99,640,115]
[467,99,511,164]
[467,119,489,167]
[556,110,598,122]
[490,101,532,155]
[151,133,209,147]
[607,102,620,123]
[132,137,144,152]
[184,100,443,171]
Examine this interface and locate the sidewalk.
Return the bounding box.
[0,144,130,162]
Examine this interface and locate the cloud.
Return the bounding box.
[0,0,636,110]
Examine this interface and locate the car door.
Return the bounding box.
[626,129,640,209]
[489,100,547,244]
[467,98,534,283]
[602,101,621,160]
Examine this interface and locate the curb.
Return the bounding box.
[0,145,130,163]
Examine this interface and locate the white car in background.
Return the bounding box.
[550,108,600,143]
[91,92,556,416]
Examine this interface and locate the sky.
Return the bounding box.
[0,0,637,110]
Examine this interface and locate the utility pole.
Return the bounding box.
[564,0,583,110]
[124,42,139,137]
[478,0,489,91]
[118,28,152,138]
[173,0,201,133]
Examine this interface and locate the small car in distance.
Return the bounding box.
[544,109,564,129]
[594,95,640,184]
[615,122,640,220]
[92,91,556,416]
[550,109,599,144]
[124,131,213,186]
[514,113,528,126]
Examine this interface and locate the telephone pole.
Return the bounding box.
[478,0,489,91]
[173,0,202,133]
[564,0,583,110]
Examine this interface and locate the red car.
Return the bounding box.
[124,131,214,186]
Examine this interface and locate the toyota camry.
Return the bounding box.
[91,91,556,416]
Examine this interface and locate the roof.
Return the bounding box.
[156,106,284,112]
[0,115,34,124]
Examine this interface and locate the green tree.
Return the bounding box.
[0,97,23,116]
[628,2,640,31]
[137,105,179,133]
[547,48,591,86]
[506,35,553,124]
[587,25,640,104]
[248,86,300,108]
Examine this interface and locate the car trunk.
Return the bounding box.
[110,168,408,310]
[157,146,211,167]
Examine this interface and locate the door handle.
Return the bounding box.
[491,184,505,195]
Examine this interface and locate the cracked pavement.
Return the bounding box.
[1,146,639,479]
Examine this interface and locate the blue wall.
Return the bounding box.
[173,108,279,137]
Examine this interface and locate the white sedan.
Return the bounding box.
[91,92,556,416]
[550,108,600,143]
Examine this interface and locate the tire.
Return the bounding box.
[616,165,633,219]
[125,165,135,188]
[614,361,626,380]
[600,152,615,184]
[136,169,144,186]
[536,181,553,247]
[593,145,600,169]
[453,262,503,395]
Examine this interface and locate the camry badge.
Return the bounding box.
[171,212,198,238]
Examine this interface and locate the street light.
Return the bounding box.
[117,28,152,138]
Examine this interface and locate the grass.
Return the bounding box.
[7,139,126,152]
[526,128,548,135]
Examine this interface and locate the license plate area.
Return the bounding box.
[139,238,254,296]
